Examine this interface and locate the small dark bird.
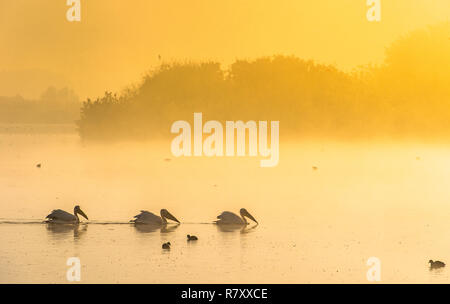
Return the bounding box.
[187,235,198,241]
[36,164,41,168]
[429,260,445,269]
[162,242,171,250]
[312,166,318,171]
[158,54,162,61]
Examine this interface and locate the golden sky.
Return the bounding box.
[0,0,449,99]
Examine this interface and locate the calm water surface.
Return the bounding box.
[1,125,449,283]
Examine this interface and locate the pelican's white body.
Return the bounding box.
[216,211,246,225]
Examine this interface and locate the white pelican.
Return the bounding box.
[215,208,258,225]
[130,209,180,225]
[45,205,88,223]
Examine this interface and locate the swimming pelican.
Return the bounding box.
[215,208,258,225]
[130,209,180,225]
[429,260,445,269]
[45,205,88,224]
[134,223,180,234]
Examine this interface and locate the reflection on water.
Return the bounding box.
[2,128,450,283]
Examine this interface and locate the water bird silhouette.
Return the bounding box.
[162,242,171,250]
[46,222,88,239]
[216,223,259,233]
[187,235,198,241]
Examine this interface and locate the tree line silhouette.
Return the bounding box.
[76,23,450,141]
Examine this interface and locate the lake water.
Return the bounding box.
[1,125,449,283]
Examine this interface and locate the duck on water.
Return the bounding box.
[429,260,445,269]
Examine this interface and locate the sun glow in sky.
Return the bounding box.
[0,0,449,99]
